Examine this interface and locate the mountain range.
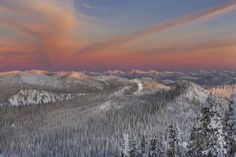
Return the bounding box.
[0,70,235,157]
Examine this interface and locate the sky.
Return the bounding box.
[0,0,235,71]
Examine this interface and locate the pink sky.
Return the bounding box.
[0,0,235,71]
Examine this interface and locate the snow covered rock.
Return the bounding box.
[132,79,144,95]
[7,89,72,106]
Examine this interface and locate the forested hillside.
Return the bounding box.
[0,71,235,157]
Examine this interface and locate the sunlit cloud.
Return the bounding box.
[0,0,79,67]
[0,0,235,71]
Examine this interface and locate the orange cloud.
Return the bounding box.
[67,38,236,70]
[0,0,235,70]
[78,1,236,54]
[0,39,34,59]
[0,0,79,67]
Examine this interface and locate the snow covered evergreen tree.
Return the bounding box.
[149,135,158,157]
[156,135,166,157]
[223,102,236,157]
[188,125,203,157]
[140,134,148,157]
[188,97,227,157]
[167,124,179,157]
[119,133,130,157]
[128,134,139,157]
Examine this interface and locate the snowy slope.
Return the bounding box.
[209,84,236,98]
[142,80,170,91]
[0,71,114,93]
[164,82,210,126]
[0,71,235,157]
[173,81,210,104]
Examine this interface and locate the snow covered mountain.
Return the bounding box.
[99,70,236,86]
[173,81,209,104]
[103,70,125,76]
[0,70,235,157]
[56,71,89,80]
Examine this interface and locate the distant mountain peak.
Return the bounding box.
[130,69,159,75]
[57,71,89,80]
[27,70,49,75]
[105,70,125,75]
[0,71,22,76]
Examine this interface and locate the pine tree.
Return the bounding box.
[119,133,130,157]
[167,124,179,157]
[140,134,148,157]
[223,103,236,157]
[156,136,165,157]
[149,135,158,157]
[187,97,227,157]
[187,125,201,157]
[128,134,139,157]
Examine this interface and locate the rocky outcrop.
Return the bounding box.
[7,89,72,106]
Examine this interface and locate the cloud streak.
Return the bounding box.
[129,39,236,56]
[0,51,34,59]
[78,1,236,54]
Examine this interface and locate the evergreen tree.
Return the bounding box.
[149,135,158,157]
[140,134,148,157]
[156,136,166,157]
[223,103,236,157]
[167,124,179,157]
[188,97,227,157]
[187,126,201,157]
[128,134,139,157]
[119,133,130,157]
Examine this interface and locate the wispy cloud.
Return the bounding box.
[130,38,236,55]
[78,1,236,54]
[0,51,34,59]
[0,0,235,70]
[82,3,101,9]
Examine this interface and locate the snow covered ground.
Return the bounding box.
[0,71,235,157]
